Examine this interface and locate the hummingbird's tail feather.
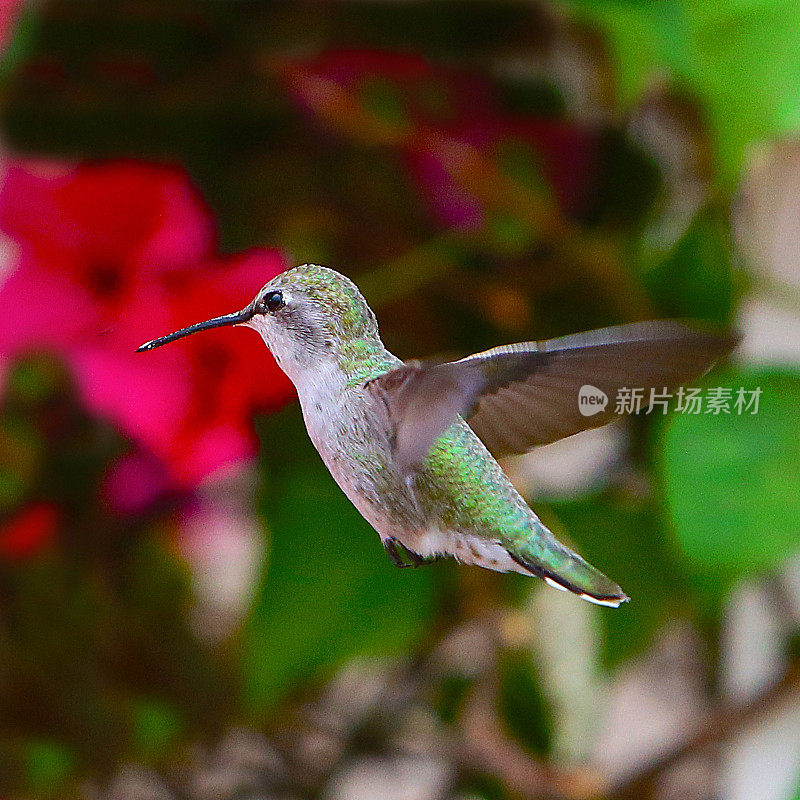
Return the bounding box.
[507,525,629,608]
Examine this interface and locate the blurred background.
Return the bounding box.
[0,1,798,798]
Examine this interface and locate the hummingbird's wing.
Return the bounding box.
[458,321,735,456]
[368,321,735,468]
[366,358,486,471]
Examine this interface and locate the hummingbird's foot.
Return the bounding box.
[384,538,427,568]
[404,545,428,568]
[384,538,409,567]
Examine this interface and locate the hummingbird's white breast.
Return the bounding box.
[292,362,529,574]
[289,359,425,540]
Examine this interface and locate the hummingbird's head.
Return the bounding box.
[137,264,383,383]
[245,264,381,377]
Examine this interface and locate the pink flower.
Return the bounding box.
[409,118,600,228]
[285,48,600,229]
[101,450,173,516]
[0,1,24,53]
[0,159,295,486]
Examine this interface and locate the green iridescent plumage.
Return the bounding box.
[417,419,624,601]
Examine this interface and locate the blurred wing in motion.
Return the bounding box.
[366,359,485,472]
[368,320,736,469]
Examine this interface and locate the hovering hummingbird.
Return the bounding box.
[138,265,733,607]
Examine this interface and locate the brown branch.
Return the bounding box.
[609,659,800,800]
[456,680,605,800]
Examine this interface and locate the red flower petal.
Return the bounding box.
[0,502,59,560]
[0,160,214,273]
[0,252,99,352]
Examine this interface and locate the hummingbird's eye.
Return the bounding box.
[257,290,284,314]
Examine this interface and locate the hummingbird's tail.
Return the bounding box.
[507,522,629,607]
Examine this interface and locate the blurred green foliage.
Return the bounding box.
[569,0,800,182]
[550,495,684,667]
[245,407,436,715]
[639,206,735,324]
[497,650,553,755]
[664,368,800,592]
[0,358,234,796]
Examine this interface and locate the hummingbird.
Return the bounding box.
[138,264,734,607]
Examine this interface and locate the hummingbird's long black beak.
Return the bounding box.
[136,306,255,352]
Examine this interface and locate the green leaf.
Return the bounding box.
[22,739,76,798]
[661,368,800,591]
[130,697,183,763]
[0,7,40,83]
[435,673,473,725]
[566,0,689,107]
[497,650,552,755]
[565,0,800,182]
[683,0,800,183]
[243,406,436,715]
[360,77,409,130]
